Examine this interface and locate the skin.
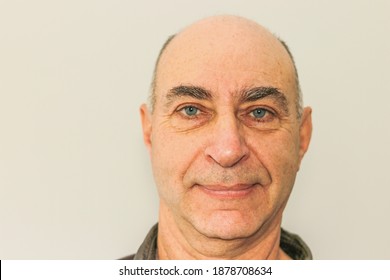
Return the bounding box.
[140,15,312,259]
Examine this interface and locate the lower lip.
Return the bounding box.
[197,185,256,199]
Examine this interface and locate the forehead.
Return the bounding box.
[155,18,297,104]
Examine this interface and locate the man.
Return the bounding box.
[125,15,313,260]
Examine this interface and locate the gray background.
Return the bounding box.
[0,0,389,259]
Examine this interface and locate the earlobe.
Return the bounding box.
[140,104,152,154]
[298,107,313,162]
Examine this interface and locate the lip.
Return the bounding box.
[195,184,257,199]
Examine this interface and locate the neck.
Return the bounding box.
[157,204,290,260]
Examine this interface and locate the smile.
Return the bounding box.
[196,184,257,199]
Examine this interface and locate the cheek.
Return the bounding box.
[250,130,300,185]
[150,129,201,201]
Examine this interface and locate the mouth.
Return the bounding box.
[195,183,258,199]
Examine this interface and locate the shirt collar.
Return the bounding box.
[133,223,312,260]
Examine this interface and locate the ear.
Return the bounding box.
[140,104,152,155]
[298,107,313,163]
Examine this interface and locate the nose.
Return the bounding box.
[204,114,249,168]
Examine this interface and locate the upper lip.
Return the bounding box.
[198,184,256,191]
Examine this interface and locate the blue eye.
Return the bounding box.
[183,106,198,116]
[252,108,267,118]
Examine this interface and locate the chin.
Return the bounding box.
[190,210,262,240]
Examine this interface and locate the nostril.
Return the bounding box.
[204,140,249,168]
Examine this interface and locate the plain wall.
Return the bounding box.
[0,0,389,259]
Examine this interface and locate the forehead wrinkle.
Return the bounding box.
[239,87,289,115]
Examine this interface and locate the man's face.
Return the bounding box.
[141,20,312,240]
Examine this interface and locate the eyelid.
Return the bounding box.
[175,102,208,113]
[243,105,276,116]
[249,109,273,121]
[174,103,210,120]
[240,106,279,126]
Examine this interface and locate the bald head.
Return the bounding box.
[149,15,302,118]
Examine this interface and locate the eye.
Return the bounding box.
[250,108,267,119]
[172,104,211,131]
[182,106,199,116]
[241,107,278,129]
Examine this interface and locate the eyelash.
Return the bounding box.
[247,107,275,122]
[176,104,204,119]
[177,104,275,121]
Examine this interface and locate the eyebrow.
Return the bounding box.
[165,85,289,115]
[239,87,289,115]
[166,85,212,104]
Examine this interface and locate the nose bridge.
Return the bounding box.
[205,110,249,167]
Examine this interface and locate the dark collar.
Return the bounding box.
[123,223,312,260]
